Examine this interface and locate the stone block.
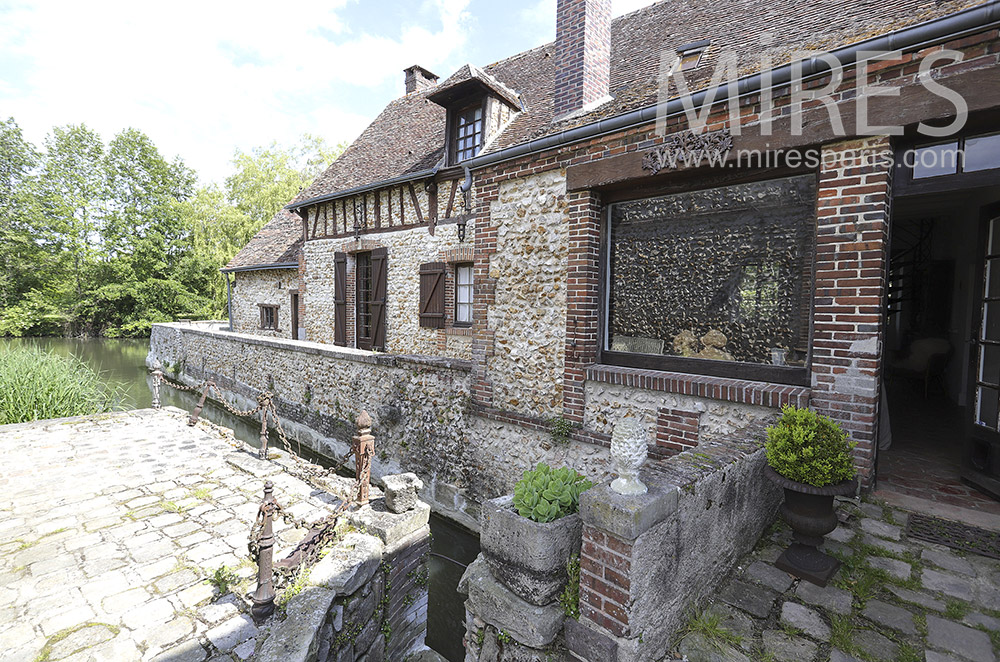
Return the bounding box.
[579,482,678,542]
[921,546,976,576]
[480,495,582,606]
[744,561,794,593]
[381,473,423,513]
[346,500,430,546]
[308,532,384,596]
[226,452,282,478]
[256,588,335,662]
[867,556,911,581]
[794,581,853,615]
[926,615,996,662]
[719,580,778,619]
[780,602,830,640]
[563,617,618,661]
[459,557,564,648]
[761,630,818,662]
[679,632,752,662]
[862,600,917,635]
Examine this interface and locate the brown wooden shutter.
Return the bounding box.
[334,252,347,346]
[419,262,446,329]
[371,247,388,351]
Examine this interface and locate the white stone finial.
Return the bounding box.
[610,417,648,495]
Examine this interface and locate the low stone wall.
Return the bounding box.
[459,423,781,662]
[256,479,431,662]
[231,269,300,338]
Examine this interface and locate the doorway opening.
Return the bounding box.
[877,183,1000,518]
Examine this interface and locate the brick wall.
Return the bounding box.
[554,0,611,117]
[579,525,632,637]
[655,407,702,454]
[810,137,893,489]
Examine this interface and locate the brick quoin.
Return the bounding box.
[579,524,632,637]
[563,190,602,423]
[656,407,702,454]
[810,136,892,490]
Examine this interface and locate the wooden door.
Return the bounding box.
[371,248,387,351]
[334,253,347,346]
[290,292,299,340]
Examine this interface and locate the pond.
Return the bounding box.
[1,336,479,662]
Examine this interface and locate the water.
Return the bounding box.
[1,336,479,661]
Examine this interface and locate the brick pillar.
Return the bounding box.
[563,190,602,423]
[471,178,500,407]
[554,0,611,117]
[811,136,892,489]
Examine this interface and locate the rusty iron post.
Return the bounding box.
[258,397,269,460]
[352,410,374,505]
[251,480,276,623]
[187,381,213,426]
[150,368,162,409]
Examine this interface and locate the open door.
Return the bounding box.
[965,201,1000,499]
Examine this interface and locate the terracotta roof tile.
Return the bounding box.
[224,209,303,272]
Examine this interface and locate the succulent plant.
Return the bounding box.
[513,462,593,523]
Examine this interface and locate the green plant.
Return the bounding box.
[548,417,576,444]
[206,565,238,595]
[0,344,127,424]
[683,608,743,650]
[765,405,856,487]
[497,630,513,645]
[559,554,581,619]
[513,463,593,523]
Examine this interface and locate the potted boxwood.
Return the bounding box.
[480,463,592,606]
[765,405,858,586]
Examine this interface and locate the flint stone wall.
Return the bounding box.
[256,488,431,662]
[302,221,473,359]
[231,269,300,338]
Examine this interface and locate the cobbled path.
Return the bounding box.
[673,499,1000,662]
[0,407,342,662]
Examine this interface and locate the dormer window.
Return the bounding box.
[454,103,484,163]
[677,40,711,71]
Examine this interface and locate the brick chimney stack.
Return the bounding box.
[554,0,611,118]
[404,65,439,94]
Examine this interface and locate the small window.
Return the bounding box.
[455,263,473,326]
[676,40,710,71]
[964,133,1000,173]
[912,142,960,179]
[454,104,483,163]
[259,305,278,330]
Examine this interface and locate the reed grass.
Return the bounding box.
[0,344,126,424]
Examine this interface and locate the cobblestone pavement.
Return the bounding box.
[0,408,343,662]
[675,498,1000,662]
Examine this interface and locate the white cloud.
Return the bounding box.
[0,0,472,184]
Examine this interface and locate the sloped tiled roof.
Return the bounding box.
[223,209,302,272]
[293,0,983,205]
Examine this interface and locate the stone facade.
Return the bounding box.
[231,269,300,339]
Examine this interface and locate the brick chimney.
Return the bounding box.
[554,0,611,118]
[404,65,439,94]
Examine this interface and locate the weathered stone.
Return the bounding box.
[47,623,116,660]
[861,534,908,556]
[761,630,818,662]
[867,556,912,581]
[151,639,208,662]
[563,617,618,661]
[678,632,752,662]
[206,614,258,653]
[926,615,996,662]
[780,602,830,641]
[479,495,582,606]
[794,581,853,615]
[858,502,884,519]
[307,532,383,596]
[380,473,423,513]
[233,639,257,660]
[578,482,678,541]
[719,580,778,619]
[458,557,564,648]
[921,547,976,576]
[852,629,898,661]
[745,561,794,592]
[922,569,977,602]
[886,585,946,611]
[925,651,966,662]
[964,611,1000,631]
[829,649,864,662]
[862,600,917,635]
[345,501,430,546]
[704,603,756,648]
[859,519,902,540]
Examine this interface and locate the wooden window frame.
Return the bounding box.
[895,129,1000,197]
[356,251,374,350]
[454,262,473,327]
[448,98,487,165]
[258,304,279,331]
[597,170,816,387]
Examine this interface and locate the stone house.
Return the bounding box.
[153,1,1000,656]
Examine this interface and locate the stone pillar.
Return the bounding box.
[810,136,893,489]
[353,410,374,505]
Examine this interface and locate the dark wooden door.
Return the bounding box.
[290,292,299,340]
[371,248,387,351]
[334,252,347,346]
[356,251,373,350]
[965,201,1000,499]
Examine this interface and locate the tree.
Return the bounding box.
[0,118,41,309]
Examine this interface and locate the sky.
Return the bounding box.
[0,0,657,186]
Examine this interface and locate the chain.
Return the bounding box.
[157,374,206,393]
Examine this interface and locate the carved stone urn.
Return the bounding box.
[765,466,858,586]
[610,418,648,495]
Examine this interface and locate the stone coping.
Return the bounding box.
[585,364,810,409]
[153,321,473,373]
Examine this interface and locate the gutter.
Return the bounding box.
[220,262,299,274]
[282,1,1000,208]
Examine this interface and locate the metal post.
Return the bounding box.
[353,410,374,505]
[151,369,162,409]
[258,398,269,460]
[188,381,213,426]
[251,480,276,622]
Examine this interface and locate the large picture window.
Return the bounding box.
[603,174,816,384]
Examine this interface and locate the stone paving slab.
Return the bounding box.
[673,497,1000,662]
[0,408,344,662]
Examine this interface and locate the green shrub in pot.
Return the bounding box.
[765,405,856,487]
[513,463,593,523]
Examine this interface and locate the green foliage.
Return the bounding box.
[513,463,593,523]
[496,630,512,645]
[0,344,126,424]
[548,416,576,445]
[558,553,581,620]
[765,405,856,487]
[683,608,743,650]
[206,565,238,595]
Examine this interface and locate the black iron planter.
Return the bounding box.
[765,466,858,587]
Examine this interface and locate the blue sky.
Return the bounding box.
[0,0,655,185]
